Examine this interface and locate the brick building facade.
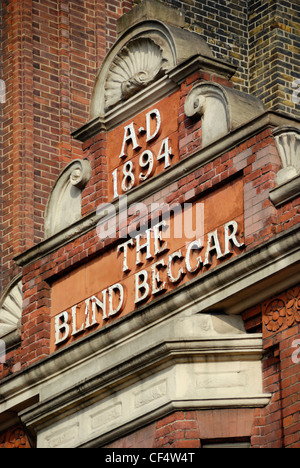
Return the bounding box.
[0,0,299,449]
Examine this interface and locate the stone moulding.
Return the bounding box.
[44,159,91,239]
[2,224,299,444]
[18,313,269,448]
[269,125,300,207]
[116,0,186,36]
[273,126,300,184]
[89,19,214,121]
[2,225,298,438]
[73,56,237,141]
[269,173,300,207]
[184,82,266,147]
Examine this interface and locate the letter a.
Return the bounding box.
[119,122,141,158]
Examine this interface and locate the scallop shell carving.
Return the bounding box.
[0,280,23,338]
[105,38,169,110]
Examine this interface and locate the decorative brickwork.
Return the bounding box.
[1,0,298,293]
[263,286,300,336]
[19,119,282,366]
[0,425,31,449]
[248,0,300,117]
[243,285,300,448]
[0,0,135,296]
[133,0,249,92]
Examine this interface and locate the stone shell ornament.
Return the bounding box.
[86,18,215,124]
[105,38,169,110]
[0,278,23,339]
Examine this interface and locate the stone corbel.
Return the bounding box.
[184,82,265,147]
[18,312,270,448]
[269,126,300,207]
[44,159,92,239]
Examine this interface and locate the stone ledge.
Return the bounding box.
[18,316,268,447]
[269,173,300,207]
[72,55,236,140]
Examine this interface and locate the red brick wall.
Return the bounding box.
[105,409,256,448]
[243,284,300,448]
[1,0,299,449]
[4,0,296,374]
[0,0,134,296]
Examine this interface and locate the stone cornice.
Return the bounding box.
[1,224,299,444]
[2,224,299,415]
[269,173,300,207]
[269,126,300,206]
[19,333,268,447]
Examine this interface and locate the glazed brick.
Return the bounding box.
[134,0,299,117]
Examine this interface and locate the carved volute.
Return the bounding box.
[44,159,91,239]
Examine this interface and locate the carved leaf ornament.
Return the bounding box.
[286,288,300,326]
[264,299,286,333]
[263,286,300,334]
[184,83,266,148]
[273,127,300,186]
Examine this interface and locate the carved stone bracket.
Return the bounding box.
[44,159,91,239]
[269,126,300,206]
[273,126,300,185]
[73,3,240,141]
[184,82,265,147]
